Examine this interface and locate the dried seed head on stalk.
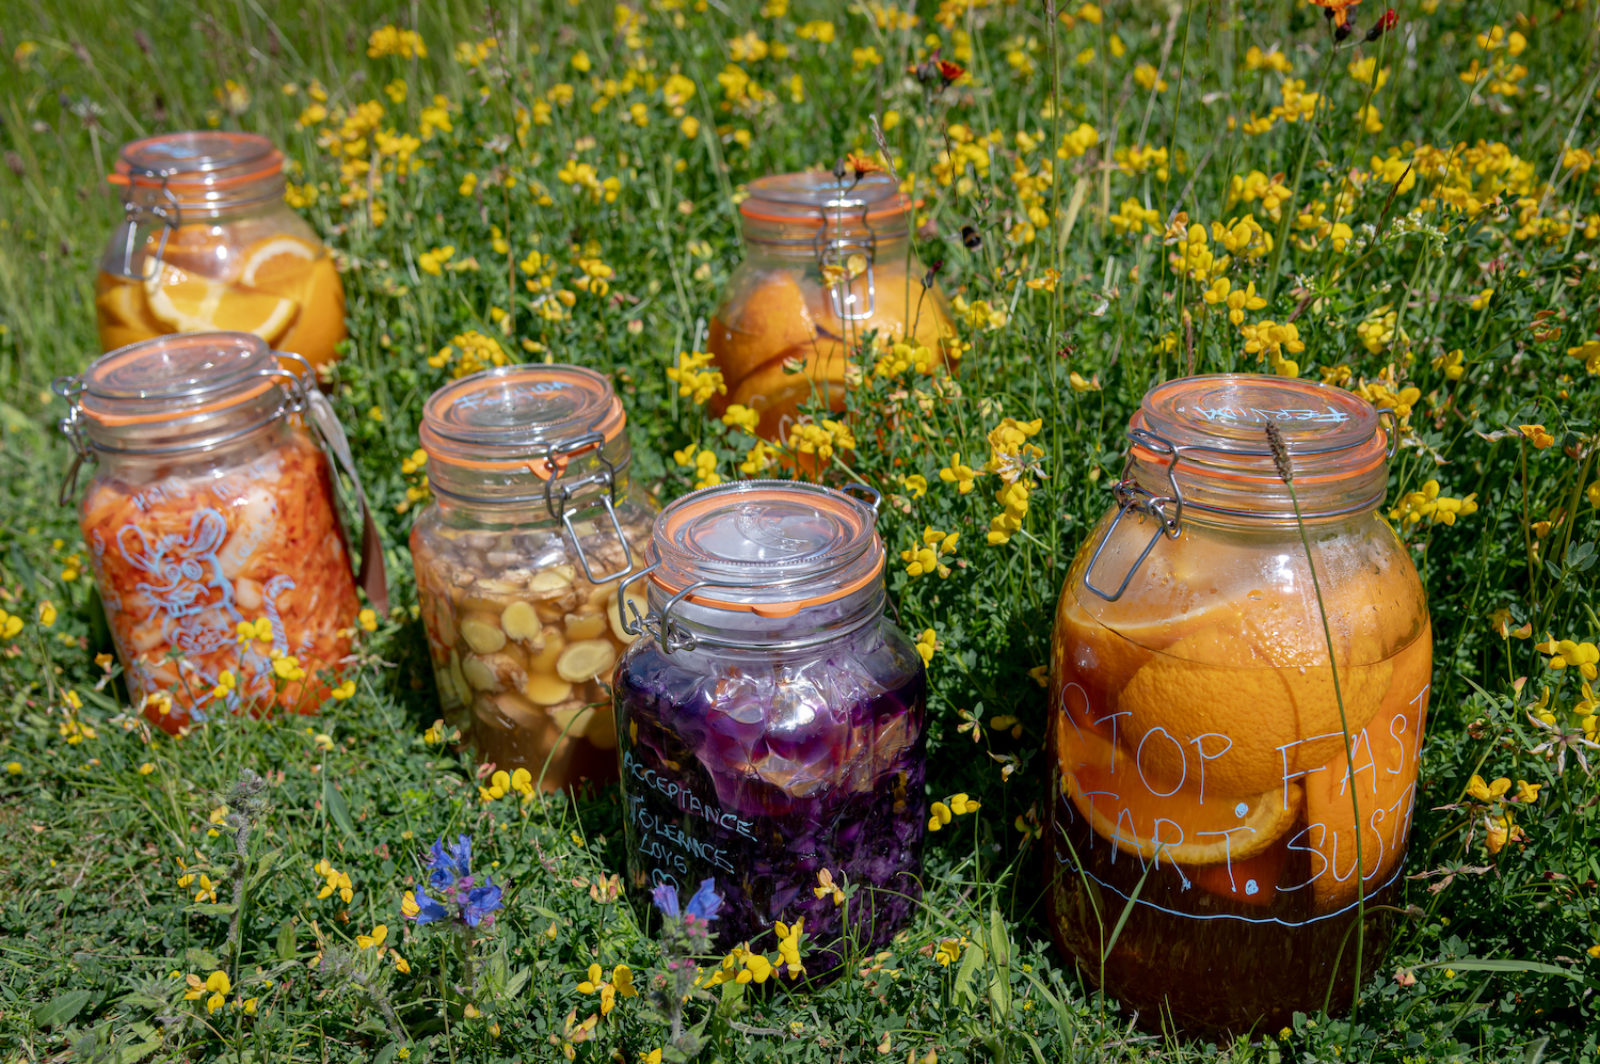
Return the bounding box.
[1266,421,1293,484]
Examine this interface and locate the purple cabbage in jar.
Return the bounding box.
[615,619,926,979]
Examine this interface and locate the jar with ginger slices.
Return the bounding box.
[54,333,369,733]
[708,171,958,441]
[96,131,347,373]
[409,365,655,791]
[1047,374,1430,1035]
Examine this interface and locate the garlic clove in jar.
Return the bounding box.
[563,610,608,642]
[528,631,566,674]
[527,566,575,596]
[548,699,595,737]
[463,650,526,692]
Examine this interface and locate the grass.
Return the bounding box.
[2,0,1600,1060]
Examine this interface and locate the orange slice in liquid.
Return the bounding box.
[144,264,297,343]
[1058,724,1301,868]
[1301,622,1431,909]
[239,235,318,292]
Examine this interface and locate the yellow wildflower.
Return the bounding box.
[938,453,980,494]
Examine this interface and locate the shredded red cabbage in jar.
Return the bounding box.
[615,622,926,980]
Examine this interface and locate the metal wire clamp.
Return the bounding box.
[535,432,636,587]
[813,197,877,322]
[1081,427,1186,602]
[117,175,182,281]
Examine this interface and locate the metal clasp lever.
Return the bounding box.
[814,198,878,323]
[118,177,181,281]
[52,376,92,507]
[617,562,700,654]
[841,481,882,517]
[561,490,636,585]
[1081,428,1185,602]
[536,435,636,587]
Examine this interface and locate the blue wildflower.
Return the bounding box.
[651,881,681,919]
[426,834,473,890]
[462,877,503,927]
[685,878,722,923]
[408,834,504,929]
[651,878,721,924]
[410,888,449,926]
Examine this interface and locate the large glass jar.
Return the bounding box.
[614,481,927,979]
[409,365,654,790]
[1047,375,1431,1034]
[55,333,365,733]
[96,131,347,373]
[708,171,957,440]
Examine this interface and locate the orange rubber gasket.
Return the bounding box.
[81,340,281,427]
[648,546,886,619]
[109,133,284,193]
[739,191,914,226]
[1128,436,1388,487]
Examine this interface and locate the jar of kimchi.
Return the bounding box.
[614,480,926,980]
[96,131,347,372]
[410,365,654,791]
[708,171,957,440]
[1047,374,1431,1033]
[55,332,371,733]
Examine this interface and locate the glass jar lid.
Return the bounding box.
[419,364,626,479]
[1082,374,1393,602]
[739,171,911,236]
[644,480,884,621]
[1127,374,1389,519]
[60,332,303,449]
[109,131,285,207]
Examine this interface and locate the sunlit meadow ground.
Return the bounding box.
[2,0,1599,1060]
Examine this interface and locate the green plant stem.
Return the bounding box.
[1278,443,1368,1023]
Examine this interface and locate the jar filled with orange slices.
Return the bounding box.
[410,365,655,791]
[95,131,347,373]
[708,171,958,440]
[1047,374,1430,1034]
[55,333,371,734]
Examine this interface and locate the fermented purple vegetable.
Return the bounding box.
[615,622,926,978]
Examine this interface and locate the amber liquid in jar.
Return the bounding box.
[707,171,957,441]
[1047,514,1431,1034]
[409,363,654,791]
[97,132,346,370]
[96,233,346,369]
